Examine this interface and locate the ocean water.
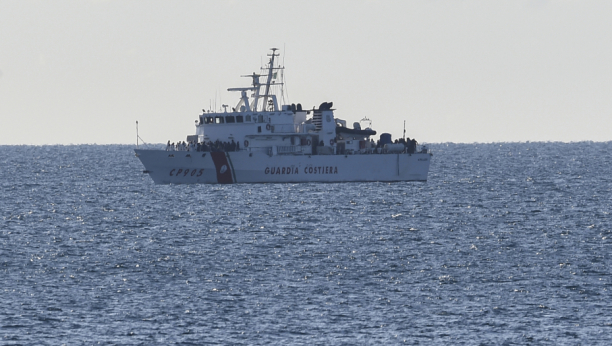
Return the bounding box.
[1,142,611,345]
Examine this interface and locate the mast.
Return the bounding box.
[250,72,261,111]
[261,48,279,111]
[229,48,284,113]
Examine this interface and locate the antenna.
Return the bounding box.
[403,120,406,141]
[281,44,288,104]
[135,120,148,146]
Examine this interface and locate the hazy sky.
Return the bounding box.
[1,0,611,145]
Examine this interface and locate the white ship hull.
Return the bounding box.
[135,149,431,184]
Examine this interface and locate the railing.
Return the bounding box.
[336,145,431,155]
[276,145,302,154]
[271,124,295,133]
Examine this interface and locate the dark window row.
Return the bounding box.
[201,115,252,124]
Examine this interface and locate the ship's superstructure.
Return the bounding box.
[135,48,431,184]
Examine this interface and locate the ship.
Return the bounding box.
[135,48,432,184]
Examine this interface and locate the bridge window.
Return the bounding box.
[225,116,235,123]
[245,115,251,122]
[205,117,214,124]
[215,116,224,124]
[236,115,244,123]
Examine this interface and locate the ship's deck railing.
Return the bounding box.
[276,145,303,154]
[159,142,430,155]
[337,145,430,155]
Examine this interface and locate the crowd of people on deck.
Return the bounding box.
[370,137,419,153]
[397,137,419,154]
[166,140,240,152]
[166,137,418,154]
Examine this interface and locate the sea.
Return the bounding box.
[1,142,611,345]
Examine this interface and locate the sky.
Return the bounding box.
[1,0,611,145]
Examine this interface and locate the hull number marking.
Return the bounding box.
[170,168,204,177]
